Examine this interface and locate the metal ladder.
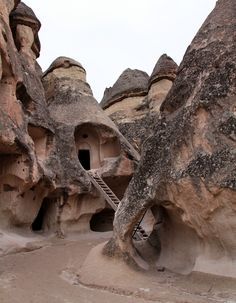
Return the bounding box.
[87,171,149,241]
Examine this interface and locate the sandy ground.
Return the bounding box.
[0,231,235,303]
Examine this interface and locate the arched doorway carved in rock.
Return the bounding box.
[75,125,101,170]
[78,142,91,170]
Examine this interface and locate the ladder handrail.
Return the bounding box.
[132,210,148,238]
[87,171,118,210]
[87,170,148,241]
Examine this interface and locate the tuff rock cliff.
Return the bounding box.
[104,0,236,278]
[101,55,178,150]
[0,1,138,253]
[0,0,235,281]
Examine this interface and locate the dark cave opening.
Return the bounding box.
[31,198,50,232]
[78,149,91,170]
[90,208,114,232]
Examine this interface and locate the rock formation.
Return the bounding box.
[101,69,149,149]
[148,54,178,112]
[101,56,177,149]
[101,68,149,119]
[0,1,49,231]
[0,1,139,250]
[0,0,235,282]
[104,0,236,278]
[42,56,139,234]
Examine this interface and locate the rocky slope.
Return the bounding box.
[0,1,138,252]
[104,0,236,278]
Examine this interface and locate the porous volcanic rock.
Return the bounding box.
[148,54,178,112]
[0,1,139,247]
[0,1,55,235]
[149,54,178,85]
[101,69,150,150]
[44,56,85,75]
[10,2,41,57]
[101,56,177,150]
[101,68,149,110]
[42,56,139,233]
[104,0,236,278]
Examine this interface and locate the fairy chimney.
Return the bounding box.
[148,54,178,112]
[0,1,55,236]
[10,2,41,59]
[42,56,139,233]
[104,0,236,279]
[101,68,149,123]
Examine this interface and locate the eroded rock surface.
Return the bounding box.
[0,1,52,232]
[0,1,139,254]
[148,54,178,112]
[101,56,177,150]
[101,68,149,112]
[104,0,236,278]
[42,56,139,234]
[0,0,236,282]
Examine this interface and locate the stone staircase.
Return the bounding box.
[87,171,149,241]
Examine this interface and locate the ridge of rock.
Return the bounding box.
[105,0,236,278]
[161,0,236,113]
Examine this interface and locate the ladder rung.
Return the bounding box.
[89,173,150,238]
[103,190,112,194]
[104,191,115,195]
[112,197,119,201]
[97,182,106,186]
[100,186,110,190]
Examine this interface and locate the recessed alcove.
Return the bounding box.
[31,197,56,232]
[90,208,114,232]
[75,125,101,169]
[16,83,33,112]
[74,123,121,170]
[28,125,53,161]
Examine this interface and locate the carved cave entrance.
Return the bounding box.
[78,149,91,170]
[75,123,121,171]
[90,208,114,232]
[75,126,101,170]
[31,198,56,232]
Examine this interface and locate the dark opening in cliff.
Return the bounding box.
[90,208,114,232]
[31,198,56,232]
[78,149,90,170]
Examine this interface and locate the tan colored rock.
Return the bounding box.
[100,57,177,151]
[10,2,41,58]
[104,0,236,278]
[44,56,86,82]
[148,54,178,112]
[101,68,149,123]
[42,56,139,233]
[0,0,23,130]
[100,69,150,150]
[0,2,53,237]
[0,0,140,248]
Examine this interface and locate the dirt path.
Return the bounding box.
[0,232,235,303]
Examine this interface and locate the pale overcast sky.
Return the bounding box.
[24,0,216,100]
